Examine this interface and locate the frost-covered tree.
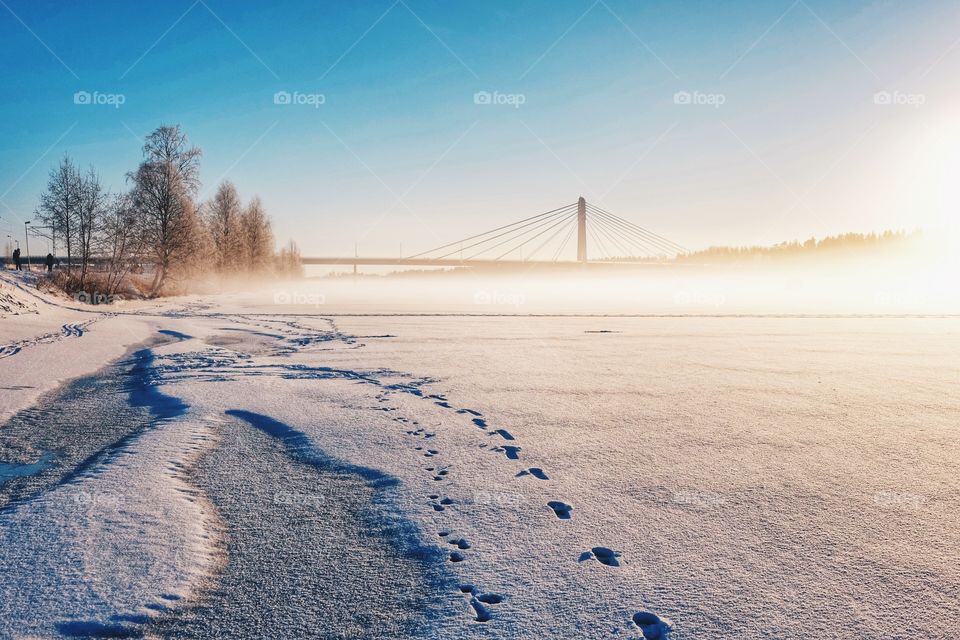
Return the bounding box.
[275,240,303,278]
[240,196,274,273]
[128,125,202,296]
[204,180,244,272]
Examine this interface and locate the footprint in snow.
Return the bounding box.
[470,594,504,622]
[516,467,549,480]
[547,501,573,519]
[633,612,672,639]
[0,344,22,359]
[61,323,84,337]
[475,593,504,604]
[447,537,471,550]
[578,547,621,567]
[472,418,488,429]
[457,408,482,416]
[430,496,455,511]
[458,585,505,623]
[493,445,521,460]
[491,429,514,441]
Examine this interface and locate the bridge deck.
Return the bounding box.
[299,257,666,267]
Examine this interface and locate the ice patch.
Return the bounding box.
[0,418,222,637]
[0,452,55,486]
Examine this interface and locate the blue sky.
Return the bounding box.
[1,0,958,256]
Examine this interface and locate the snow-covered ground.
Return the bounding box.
[1,272,958,638]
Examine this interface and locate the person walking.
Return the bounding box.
[45,253,54,272]
[12,247,21,270]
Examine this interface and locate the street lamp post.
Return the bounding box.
[24,221,31,271]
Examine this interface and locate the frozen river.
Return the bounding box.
[1,285,958,638]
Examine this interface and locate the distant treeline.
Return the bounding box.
[30,124,302,298]
[674,230,922,263]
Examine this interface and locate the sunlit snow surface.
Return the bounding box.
[1,294,958,638]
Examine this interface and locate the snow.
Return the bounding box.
[1,272,958,638]
[0,270,208,423]
[0,416,223,637]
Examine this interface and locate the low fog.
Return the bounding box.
[238,249,960,316]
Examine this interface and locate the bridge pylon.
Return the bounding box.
[577,196,587,263]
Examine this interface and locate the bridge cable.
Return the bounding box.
[407,202,577,259]
[434,205,578,261]
[590,222,617,260]
[593,214,659,258]
[587,210,646,257]
[493,211,580,261]
[587,206,682,256]
[586,204,688,254]
[590,214,643,258]
[466,209,577,261]
[454,207,577,261]
[590,212,666,257]
[587,206,684,256]
[524,213,579,261]
[552,221,578,261]
[587,203,688,253]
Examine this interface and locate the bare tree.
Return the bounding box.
[99,193,145,295]
[76,167,108,287]
[35,155,82,273]
[128,125,202,296]
[240,196,274,273]
[169,197,212,287]
[33,124,294,299]
[204,180,244,272]
[275,240,303,278]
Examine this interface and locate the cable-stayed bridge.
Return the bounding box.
[300,198,687,268]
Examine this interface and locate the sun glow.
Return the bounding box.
[918,117,960,238]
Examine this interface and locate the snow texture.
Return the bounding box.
[1,274,958,638]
